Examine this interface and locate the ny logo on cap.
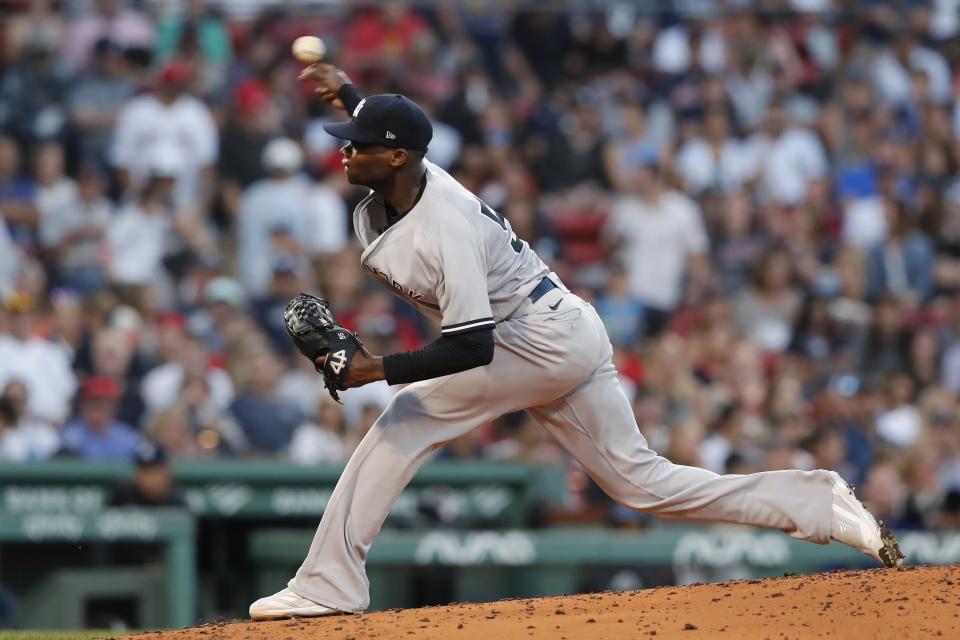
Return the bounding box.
[385,131,396,140]
[352,98,367,118]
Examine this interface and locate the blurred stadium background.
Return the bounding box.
[1,0,960,633]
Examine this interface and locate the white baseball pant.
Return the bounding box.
[288,283,833,612]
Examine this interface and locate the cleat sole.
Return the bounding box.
[877,521,905,568]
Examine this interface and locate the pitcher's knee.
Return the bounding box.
[371,385,480,455]
[375,387,426,426]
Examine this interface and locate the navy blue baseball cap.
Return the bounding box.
[323,94,432,152]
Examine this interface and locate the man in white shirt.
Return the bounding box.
[674,108,754,195]
[872,29,951,106]
[0,380,60,462]
[39,164,113,294]
[603,145,709,332]
[0,293,76,425]
[106,153,177,287]
[141,335,233,419]
[747,101,829,206]
[63,0,155,71]
[236,138,349,297]
[109,61,217,208]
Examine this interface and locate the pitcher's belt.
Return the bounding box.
[528,276,558,304]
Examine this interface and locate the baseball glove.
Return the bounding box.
[284,293,363,403]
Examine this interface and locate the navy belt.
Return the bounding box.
[528,276,558,304]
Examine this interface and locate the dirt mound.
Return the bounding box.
[120,564,959,640]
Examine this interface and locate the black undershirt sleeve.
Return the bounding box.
[338,83,365,114]
[382,327,495,385]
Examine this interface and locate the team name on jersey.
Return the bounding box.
[364,264,424,301]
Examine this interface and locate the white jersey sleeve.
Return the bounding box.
[432,213,495,335]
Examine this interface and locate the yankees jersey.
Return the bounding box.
[353,160,550,335]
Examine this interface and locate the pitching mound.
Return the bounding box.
[122,564,959,640]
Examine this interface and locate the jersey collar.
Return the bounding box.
[384,171,428,229]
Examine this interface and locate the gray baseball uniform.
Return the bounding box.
[288,160,834,612]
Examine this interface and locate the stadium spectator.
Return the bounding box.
[711,190,768,294]
[109,60,217,208]
[235,137,348,297]
[674,107,753,196]
[147,404,199,458]
[0,26,70,145]
[0,291,76,424]
[4,0,64,64]
[803,427,849,477]
[60,376,139,461]
[32,141,76,227]
[141,334,233,421]
[39,163,112,294]
[871,27,951,108]
[108,440,187,507]
[228,335,303,454]
[288,395,347,465]
[193,276,252,358]
[751,100,829,206]
[0,134,39,251]
[875,373,923,449]
[217,79,280,217]
[63,0,155,72]
[105,150,178,298]
[602,145,709,333]
[67,37,135,165]
[154,0,232,95]
[595,261,645,347]
[87,325,145,428]
[861,456,909,524]
[733,247,802,352]
[699,402,747,475]
[341,4,430,80]
[147,392,245,458]
[865,198,935,304]
[0,381,59,462]
[251,254,310,356]
[898,445,945,530]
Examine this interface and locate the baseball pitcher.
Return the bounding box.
[249,64,902,620]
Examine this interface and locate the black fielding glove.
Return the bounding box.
[284,293,364,402]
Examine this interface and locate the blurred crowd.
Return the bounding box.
[1,0,960,532]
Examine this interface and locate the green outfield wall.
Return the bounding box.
[0,460,566,526]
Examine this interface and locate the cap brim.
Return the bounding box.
[323,121,385,145]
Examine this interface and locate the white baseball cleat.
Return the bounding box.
[828,471,904,568]
[249,587,342,620]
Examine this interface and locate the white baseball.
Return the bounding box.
[292,36,326,64]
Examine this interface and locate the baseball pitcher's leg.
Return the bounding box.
[524,296,900,565]
[284,379,486,612]
[528,339,903,566]
[282,331,595,614]
[279,288,612,613]
[528,360,834,543]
